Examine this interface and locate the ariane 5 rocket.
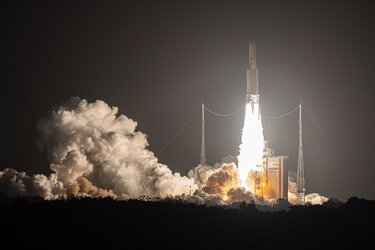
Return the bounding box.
[246,40,259,106]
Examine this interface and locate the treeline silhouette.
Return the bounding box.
[0,195,373,249]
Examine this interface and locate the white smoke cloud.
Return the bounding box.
[0,168,64,200]
[305,193,329,205]
[288,179,328,205]
[1,97,197,199]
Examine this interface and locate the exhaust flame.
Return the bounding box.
[237,102,264,193]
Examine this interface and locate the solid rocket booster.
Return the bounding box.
[246,40,259,104]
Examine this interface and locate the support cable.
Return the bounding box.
[157,106,200,155]
[204,105,244,117]
[204,103,299,119]
[262,105,300,119]
[302,107,352,162]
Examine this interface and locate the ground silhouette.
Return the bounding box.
[0,195,373,249]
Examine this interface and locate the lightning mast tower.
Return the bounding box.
[297,99,305,203]
[200,102,206,166]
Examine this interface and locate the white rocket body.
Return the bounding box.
[246,41,259,106]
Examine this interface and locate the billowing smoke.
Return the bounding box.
[0,97,328,207]
[226,187,254,203]
[288,178,328,205]
[1,97,197,199]
[0,168,64,200]
[66,177,118,199]
[188,161,254,203]
[190,163,239,198]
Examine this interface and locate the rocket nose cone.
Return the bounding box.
[250,39,256,47]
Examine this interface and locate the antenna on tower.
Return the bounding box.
[297,98,305,203]
[200,100,206,166]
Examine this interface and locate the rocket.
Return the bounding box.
[246,40,259,105]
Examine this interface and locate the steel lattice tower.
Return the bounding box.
[297,99,305,202]
[200,103,206,166]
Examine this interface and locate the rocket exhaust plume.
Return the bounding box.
[238,41,265,193]
[237,102,264,192]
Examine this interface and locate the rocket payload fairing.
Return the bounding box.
[246,40,259,105]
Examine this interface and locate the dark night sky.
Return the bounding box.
[1,0,375,200]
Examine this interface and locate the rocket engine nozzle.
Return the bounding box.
[246,94,259,104]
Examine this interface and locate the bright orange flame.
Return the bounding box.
[237,102,264,193]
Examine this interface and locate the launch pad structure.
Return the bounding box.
[200,41,305,202]
[252,141,288,200]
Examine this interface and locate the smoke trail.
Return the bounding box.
[237,103,264,192]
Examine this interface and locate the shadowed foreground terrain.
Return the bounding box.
[0,196,373,249]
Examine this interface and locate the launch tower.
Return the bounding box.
[297,100,305,202]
